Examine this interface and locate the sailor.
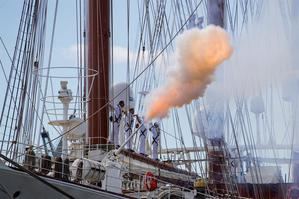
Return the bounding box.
[54,156,63,179]
[40,154,52,175]
[109,100,125,147]
[150,122,160,160]
[136,116,147,156]
[73,160,83,183]
[63,158,70,181]
[124,107,135,151]
[24,145,36,171]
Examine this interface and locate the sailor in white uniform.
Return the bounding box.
[150,122,160,160]
[109,100,124,147]
[124,107,135,151]
[136,116,147,156]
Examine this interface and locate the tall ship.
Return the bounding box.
[0,0,298,198]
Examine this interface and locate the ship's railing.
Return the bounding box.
[68,136,148,159]
[0,147,243,198]
[0,138,242,198]
[0,133,158,168]
[101,163,202,198]
[0,145,214,198]
[0,140,38,163]
[0,148,87,183]
[116,164,223,198]
[0,135,132,165]
[0,150,190,197]
[84,136,115,152]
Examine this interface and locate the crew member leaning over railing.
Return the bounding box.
[24,145,36,171]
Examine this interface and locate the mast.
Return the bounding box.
[291,0,299,183]
[207,0,225,27]
[206,0,237,196]
[87,0,110,145]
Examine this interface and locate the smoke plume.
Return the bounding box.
[145,25,233,120]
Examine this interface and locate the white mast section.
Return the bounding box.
[58,81,73,159]
[206,0,225,139]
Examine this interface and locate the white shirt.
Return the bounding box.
[114,105,122,123]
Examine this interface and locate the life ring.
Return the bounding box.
[144,171,158,191]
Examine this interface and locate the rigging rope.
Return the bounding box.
[26,0,205,156]
[38,0,59,152]
[0,36,13,62]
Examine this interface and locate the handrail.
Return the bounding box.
[0,146,227,198]
[0,153,74,199]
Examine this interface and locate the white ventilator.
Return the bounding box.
[138,118,147,155]
[124,111,134,150]
[150,122,160,160]
[109,104,122,145]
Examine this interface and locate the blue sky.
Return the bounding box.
[0,0,147,130]
[0,0,139,82]
[0,0,141,143]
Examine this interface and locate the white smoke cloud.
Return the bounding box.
[223,0,293,97]
[145,25,233,120]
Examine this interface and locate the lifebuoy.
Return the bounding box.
[144,171,158,191]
